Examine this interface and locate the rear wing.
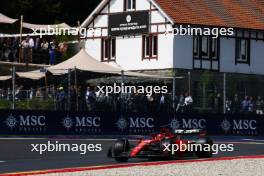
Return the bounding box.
[174,129,203,134]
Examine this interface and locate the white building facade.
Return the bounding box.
[82,0,264,75]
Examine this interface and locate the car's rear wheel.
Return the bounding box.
[112,139,129,162]
[160,138,172,158]
[195,137,213,158]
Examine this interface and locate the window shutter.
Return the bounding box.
[133,0,136,9]
[124,0,127,11]
[235,39,239,64]
[247,40,251,64]
[101,39,104,61]
[142,35,145,59]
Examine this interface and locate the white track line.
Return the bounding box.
[242,139,264,142]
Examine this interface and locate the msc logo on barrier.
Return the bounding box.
[116,117,154,133]
[170,118,206,130]
[62,116,101,133]
[221,119,257,135]
[5,114,46,131]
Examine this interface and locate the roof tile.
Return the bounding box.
[155,0,264,30]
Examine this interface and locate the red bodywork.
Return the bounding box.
[130,129,190,157]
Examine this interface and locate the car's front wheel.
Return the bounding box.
[112,139,129,162]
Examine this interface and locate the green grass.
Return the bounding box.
[0,98,55,110]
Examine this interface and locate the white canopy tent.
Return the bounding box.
[0,13,71,36]
[0,49,183,80]
[0,13,17,24]
[16,71,45,80]
[0,75,12,81]
[47,49,160,78]
[22,22,70,30]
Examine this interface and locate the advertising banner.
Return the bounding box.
[108,11,149,36]
[0,110,263,136]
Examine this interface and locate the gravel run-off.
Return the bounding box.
[37,157,264,176]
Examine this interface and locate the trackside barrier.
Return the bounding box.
[0,110,263,136]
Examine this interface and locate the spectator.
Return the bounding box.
[225,97,232,114]
[85,86,95,111]
[7,88,11,100]
[35,37,40,50]
[232,94,240,114]
[48,40,56,65]
[256,96,264,115]
[58,41,66,62]
[21,37,30,64]
[241,96,249,113]
[29,37,35,63]
[176,93,185,113]
[56,86,66,111]
[11,38,19,62]
[146,93,155,112]
[29,87,34,99]
[3,38,11,61]
[248,96,255,113]
[41,39,49,51]
[35,87,43,99]
[159,94,166,112]
[0,38,3,59]
[184,93,193,113]
[214,93,223,113]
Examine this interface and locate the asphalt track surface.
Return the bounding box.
[0,136,263,174]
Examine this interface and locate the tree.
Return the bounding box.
[0,0,101,25]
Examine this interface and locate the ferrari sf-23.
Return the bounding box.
[108,129,213,162]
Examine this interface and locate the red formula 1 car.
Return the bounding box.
[108,129,213,162]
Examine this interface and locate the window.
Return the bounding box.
[193,36,219,59]
[101,38,116,62]
[211,38,218,59]
[201,36,209,57]
[193,36,199,57]
[236,38,250,64]
[124,0,136,11]
[143,35,158,59]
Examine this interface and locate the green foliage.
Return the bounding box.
[197,71,216,109]
[0,98,55,110]
[0,100,10,109]
[0,0,102,25]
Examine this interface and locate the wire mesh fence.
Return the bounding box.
[0,70,264,114]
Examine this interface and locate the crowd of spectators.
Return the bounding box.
[225,94,264,115]
[0,85,192,113]
[0,86,263,115]
[211,93,264,115]
[0,36,68,65]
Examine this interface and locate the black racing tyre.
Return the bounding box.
[112,139,129,162]
[160,138,172,158]
[195,137,213,158]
